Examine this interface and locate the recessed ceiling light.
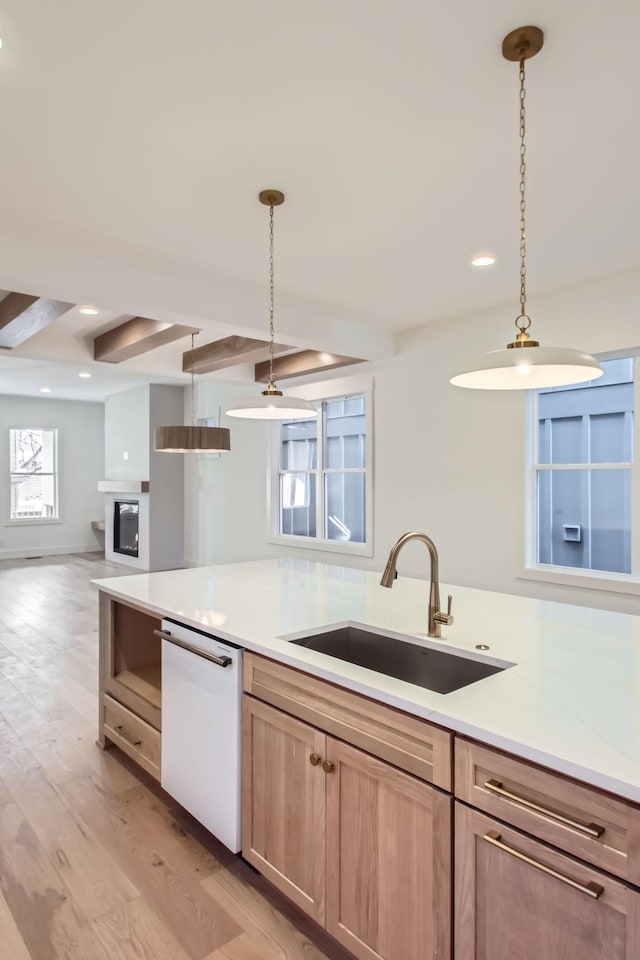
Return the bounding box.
[40,387,52,393]
[471,254,496,267]
[0,38,4,51]
[79,305,99,315]
[78,372,92,379]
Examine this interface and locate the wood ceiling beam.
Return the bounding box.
[0,293,74,349]
[254,350,365,383]
[183,335,290,375]
[94,318,200,363]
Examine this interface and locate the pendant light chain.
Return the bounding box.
[190,332,196,425]
[516,56,529,334]
[267,202,276,387]
[449,25,604,389]
[225,187,318,417]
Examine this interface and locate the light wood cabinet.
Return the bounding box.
[244,652,452,789]
[102,693,161,779]
[242,696,327,923]
[99,593,162,731]
[98,593,163,781]
[455,803,640,960]
[242,693,452,960]
[326,738,451,960]
[456,737,640,884]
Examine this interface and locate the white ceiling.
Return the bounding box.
[0,0,638,398]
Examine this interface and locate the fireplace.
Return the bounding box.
[113,500,139,558]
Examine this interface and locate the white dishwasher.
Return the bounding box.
[156,619,242,853]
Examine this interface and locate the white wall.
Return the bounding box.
[104,384,185,571]
[184,381,273,566]
[185,268,640,614]
[105,385,150,480]
[0,395,104,558]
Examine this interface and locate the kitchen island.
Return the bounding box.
[94,557,640,960]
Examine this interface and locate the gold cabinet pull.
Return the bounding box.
[484,830,604,899]
[309,753,321,766]
[115,724,142,747]
[322,760,335,774]
[484,779,605,839]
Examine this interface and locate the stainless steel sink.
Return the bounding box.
[289,625,512,694]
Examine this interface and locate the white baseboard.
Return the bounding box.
[0,544,104,560]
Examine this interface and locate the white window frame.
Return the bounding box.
[7,427,61,526]
[520,352,640,595]
[268,375,374,558]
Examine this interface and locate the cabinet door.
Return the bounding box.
[325,738,452,960]
[242,696,326,923]
[455,803,640,960]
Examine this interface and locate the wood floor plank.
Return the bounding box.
[0,802,113,960]
[92,897,192,960]
[119,783,226,880]
[9,705,142,793]
[0,888,31,960]
[202,865,342,960]
[59,776,242,958]
[8,767,139,921]
[204,932,268,960]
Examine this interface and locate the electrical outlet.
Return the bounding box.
[122,451,129,461]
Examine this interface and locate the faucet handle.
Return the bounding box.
[434,594,454,627]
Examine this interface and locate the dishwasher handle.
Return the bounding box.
[154,629,233,667]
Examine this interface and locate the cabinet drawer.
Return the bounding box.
[103,694,161,781]
[456,738,640,885]
[244,652,452,789]
[455,803,640,960]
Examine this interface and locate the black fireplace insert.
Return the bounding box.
[113,500,139,557]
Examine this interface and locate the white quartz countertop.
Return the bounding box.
[93,558,640,804]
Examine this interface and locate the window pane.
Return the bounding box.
[344,396,365,416]
[325,398,366,469]
[11,473,57,519]
[325,399,344,419]
[590,412,632,463]
[280,417,317,470]
[325,473,365,544]
[538,359,633,465]
[280,473,316,537]
[537,468,630,574]
[10,428,55,473]
[538,416,584,464]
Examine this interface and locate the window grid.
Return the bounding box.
[527,357,638,578]
[9,428,59,521]
[274,393,368,551]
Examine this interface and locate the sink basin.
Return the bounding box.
[289,625,511,694]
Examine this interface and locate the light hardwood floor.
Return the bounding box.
[0,552,351,960]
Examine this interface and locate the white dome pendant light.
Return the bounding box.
[226,190,318,420]
[451,27,603,390]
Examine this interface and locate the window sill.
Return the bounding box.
[518,564,640,596]
[6,517,63,527]
[269,534,373,559]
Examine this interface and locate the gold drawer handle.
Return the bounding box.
[484,830,604,899]
[116,724,142,747]
[309,753,321,766]
[484,779,605,839]
[322,760,335,774]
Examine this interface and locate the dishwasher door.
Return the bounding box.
[159,619,242,853]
